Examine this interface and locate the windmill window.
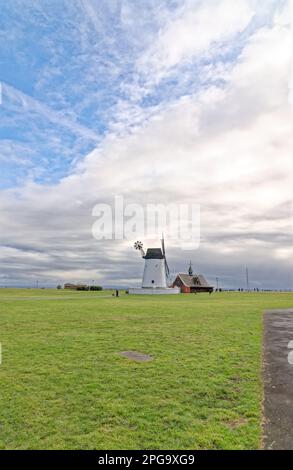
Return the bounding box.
[152,280,155,284]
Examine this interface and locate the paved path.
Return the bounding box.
[0,295,113,301]
[263,309,293,450]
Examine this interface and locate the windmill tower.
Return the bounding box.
[130,238,180,295]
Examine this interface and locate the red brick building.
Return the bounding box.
[64,283,88,290]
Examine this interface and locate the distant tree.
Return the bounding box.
[57,285,62,290]
[89,286,103,291]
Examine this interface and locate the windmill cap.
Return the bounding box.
[144,248,164,259]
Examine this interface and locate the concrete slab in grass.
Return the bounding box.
[120,351,153,362]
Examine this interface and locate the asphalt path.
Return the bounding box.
[0,295,113,301]
[263,309,293,449]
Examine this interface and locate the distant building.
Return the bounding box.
[64,283,88,290]
[173,264,213,293]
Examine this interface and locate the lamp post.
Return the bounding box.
[246,267,250,292]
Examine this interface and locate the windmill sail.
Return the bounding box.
[134,241,145,257]
[161,235,170,279]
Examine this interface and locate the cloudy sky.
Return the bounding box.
[0,0,292,289]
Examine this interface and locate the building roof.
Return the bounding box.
[176,273,212,288]
[64,283,87,288]
[144,248,164,259]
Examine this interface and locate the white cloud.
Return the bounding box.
[137,0,255,87]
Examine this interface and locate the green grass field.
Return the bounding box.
[0,289,292,450]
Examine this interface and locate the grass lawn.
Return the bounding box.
[0,289,292,450]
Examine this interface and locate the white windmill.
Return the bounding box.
[129,237,180,295]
